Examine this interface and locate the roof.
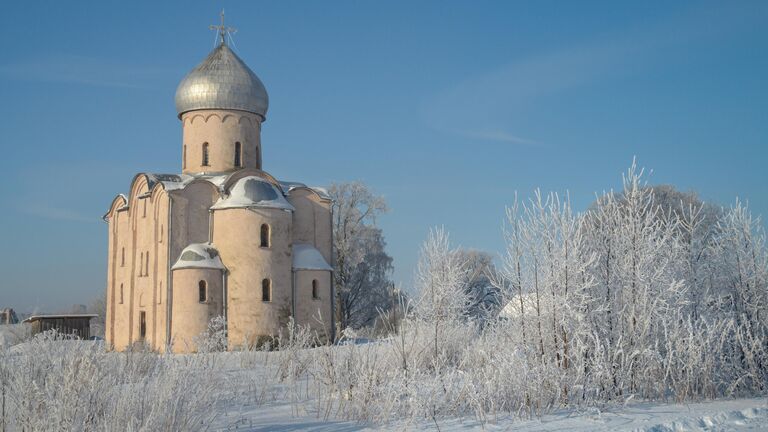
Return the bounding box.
[172,243,226,270]
[22,314,98,323]
[278,180,332,201]
[292,243,333,271]
[107,171,332,221]
[212,176,295,211]
[175,43,268,119]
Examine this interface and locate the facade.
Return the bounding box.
[104,31,334,353]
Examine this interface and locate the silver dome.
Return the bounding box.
[175,43,268,119]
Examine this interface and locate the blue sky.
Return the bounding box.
[1,1,766,312]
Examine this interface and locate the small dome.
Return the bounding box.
[211,176,295,211]
[172,243,225,270]
[175,43,268,119]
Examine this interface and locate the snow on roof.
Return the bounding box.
[142,173,231,193]
[309,186,331,200]
[172,243,226,270]
[278,180,307,193]
[278,180,332,201]
[292,243,332,271]
[22,314,98,323]
[212,176,295,211]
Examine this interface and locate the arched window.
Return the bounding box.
[202,142,210,166]
[183,145,187,169]
[262,279,271,302]
[119,283,124,304]
[260,224,270,248]
[199,280,207,303]
[312,279,319,300]
[234,141,242,167]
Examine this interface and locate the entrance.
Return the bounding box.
[139,311,146,339]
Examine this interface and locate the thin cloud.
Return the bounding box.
[421,3,763,146]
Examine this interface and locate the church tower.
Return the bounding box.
[174,18,268,174]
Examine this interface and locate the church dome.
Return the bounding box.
[175,43,269,119]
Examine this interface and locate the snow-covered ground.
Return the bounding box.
[220,398,768,431]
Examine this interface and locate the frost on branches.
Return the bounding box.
[0,162,765,430]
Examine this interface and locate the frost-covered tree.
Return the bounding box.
[413,228,472,361]
[584,163,687,397]
[330,182,393,332]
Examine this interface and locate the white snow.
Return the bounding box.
[171,243,226,270]
[292,243,332,271]
[211,175,295,211]
[216,394,768,431]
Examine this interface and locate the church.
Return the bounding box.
[104,19,334,353]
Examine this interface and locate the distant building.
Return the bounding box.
[103,16,334,353]
[22,314,98,339]
[0,308,19,325]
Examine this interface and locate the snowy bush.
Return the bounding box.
[0,330,227,431]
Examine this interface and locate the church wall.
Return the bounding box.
[106,205,117,346]
[107,207,129,349]
[107,180,174,352]
[150,192,170,351]
[130,181,168,351]
[212,207,293,349]
[288,190,333,264]
[293,270,333,338]
[181,110,262,174]
[171,182,217,250]
[170,267,223,353]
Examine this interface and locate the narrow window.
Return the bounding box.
[145,251,150,276]
[121,247,125,267]
[199,280,207,303]
[120,283,124,304]
[159,281,163,304]
[234,141,242,167]
[140,252,144,276]
[139,311,146,339]
[202,142,210,166]
[183,145,187,169]
[262,279,271,302]
[312,279,319,300]
[159,225,164,243]
[260,224,270,248]
[142,199,147,218]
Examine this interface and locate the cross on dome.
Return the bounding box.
[210,10,237,45]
